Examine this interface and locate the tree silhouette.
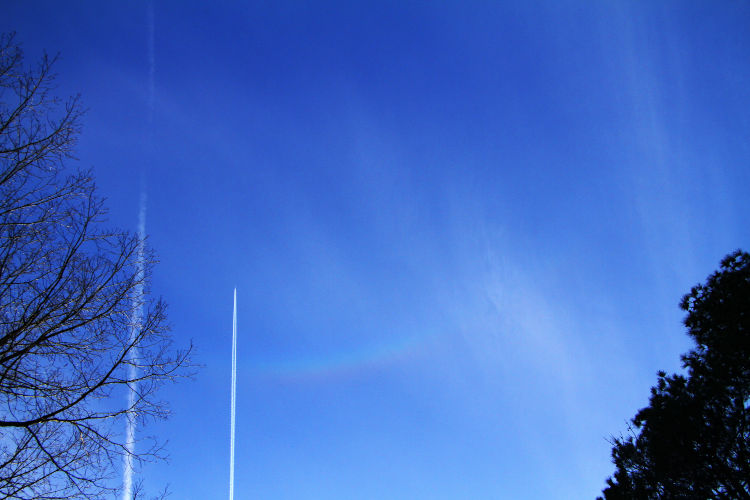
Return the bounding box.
[0,33,190,499]
[600,250,750,499]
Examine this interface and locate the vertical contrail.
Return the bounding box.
[123,192,146,500]
[146,0,155,126]
[229,288,237,500]
[123,5,154,498]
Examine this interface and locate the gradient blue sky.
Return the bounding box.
[4,2,750,498]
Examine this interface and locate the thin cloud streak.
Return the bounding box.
[122,191,146,500]
[229,288,237,500]
[147,1,155,125]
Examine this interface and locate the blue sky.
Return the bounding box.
[4,2,750,498]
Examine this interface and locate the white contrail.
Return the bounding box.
[123,192,146,500]
[147,1,155,126]
[229,288,237,500]
[123,5,154,498]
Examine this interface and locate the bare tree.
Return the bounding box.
[0,33,190,499]
[131,479,170,500]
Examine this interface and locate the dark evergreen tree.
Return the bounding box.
[600,250,750,499]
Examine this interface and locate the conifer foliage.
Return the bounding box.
[600,250,750,499]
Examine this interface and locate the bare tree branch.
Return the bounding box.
[0,32,192,499]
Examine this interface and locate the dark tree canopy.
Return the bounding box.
[0,33,190,499]
[600,250,750,499]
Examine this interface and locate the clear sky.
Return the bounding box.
[4,2,750,498]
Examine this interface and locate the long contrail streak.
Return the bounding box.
[229,288,237,500]
[123,5,154,498]
[123,192,146,500]
[147,1,155,125]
